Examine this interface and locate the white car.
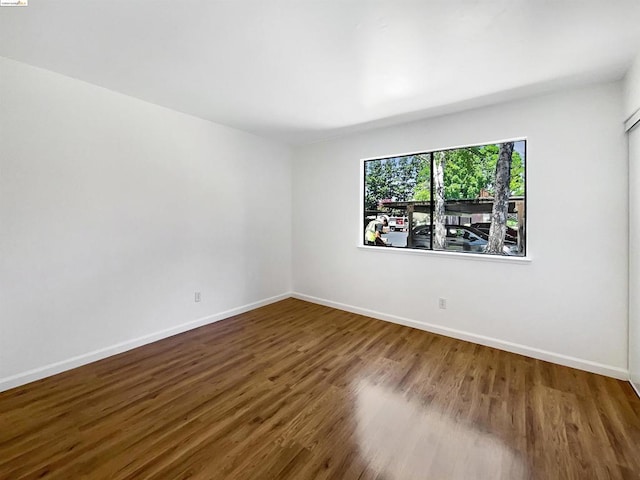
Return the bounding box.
[387,216,408,232]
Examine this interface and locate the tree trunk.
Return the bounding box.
[486,142,514,254]
[433,151,447,250]
[406,204,414,248]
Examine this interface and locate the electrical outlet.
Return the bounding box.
[438,298,447,309]
[195,292,201,303]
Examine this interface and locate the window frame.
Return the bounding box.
[359,137,528,259]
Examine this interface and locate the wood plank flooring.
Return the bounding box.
[1,298,639,479]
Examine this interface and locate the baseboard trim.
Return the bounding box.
[0,292,291,393]
[292,292,629,381]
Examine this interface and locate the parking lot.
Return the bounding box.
[381,231,408,247]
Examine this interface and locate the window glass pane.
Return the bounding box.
[363,140,526,256]
[364,154,430,248]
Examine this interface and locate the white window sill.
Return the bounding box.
[357,245,532,264]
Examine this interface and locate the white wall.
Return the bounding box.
[292,82,628,378]
[629,125,640,393]
[624,49,640,121]
[0,57,292,390]
[625,50,640,394]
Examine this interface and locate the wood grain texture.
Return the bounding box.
[1,298,639,479]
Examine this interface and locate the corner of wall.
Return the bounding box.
[624,49,640,123]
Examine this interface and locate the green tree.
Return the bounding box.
[364,160,389,211]
[365,155,430,210]
[442,143,524,199]
[509,149,525,196]
[412,154,431,201]
[443,146,487,199]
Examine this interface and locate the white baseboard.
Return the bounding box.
[0,292,291,393]
[3,292,631,393]
[292,292,629,381]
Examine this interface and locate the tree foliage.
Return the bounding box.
[363,141,525,210]
[442,144,524,199]
[412,154,431,201]
[364,155,428,210]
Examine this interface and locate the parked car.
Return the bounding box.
[388,216,409,232]
[411,224,519,255]
[470,222,519,244]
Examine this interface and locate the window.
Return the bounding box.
[363,140,526,257]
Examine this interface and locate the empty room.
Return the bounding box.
[2,1,640,479]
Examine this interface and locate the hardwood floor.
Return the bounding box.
[1,298,639,479]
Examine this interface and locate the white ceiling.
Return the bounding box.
[2,1,640,145]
